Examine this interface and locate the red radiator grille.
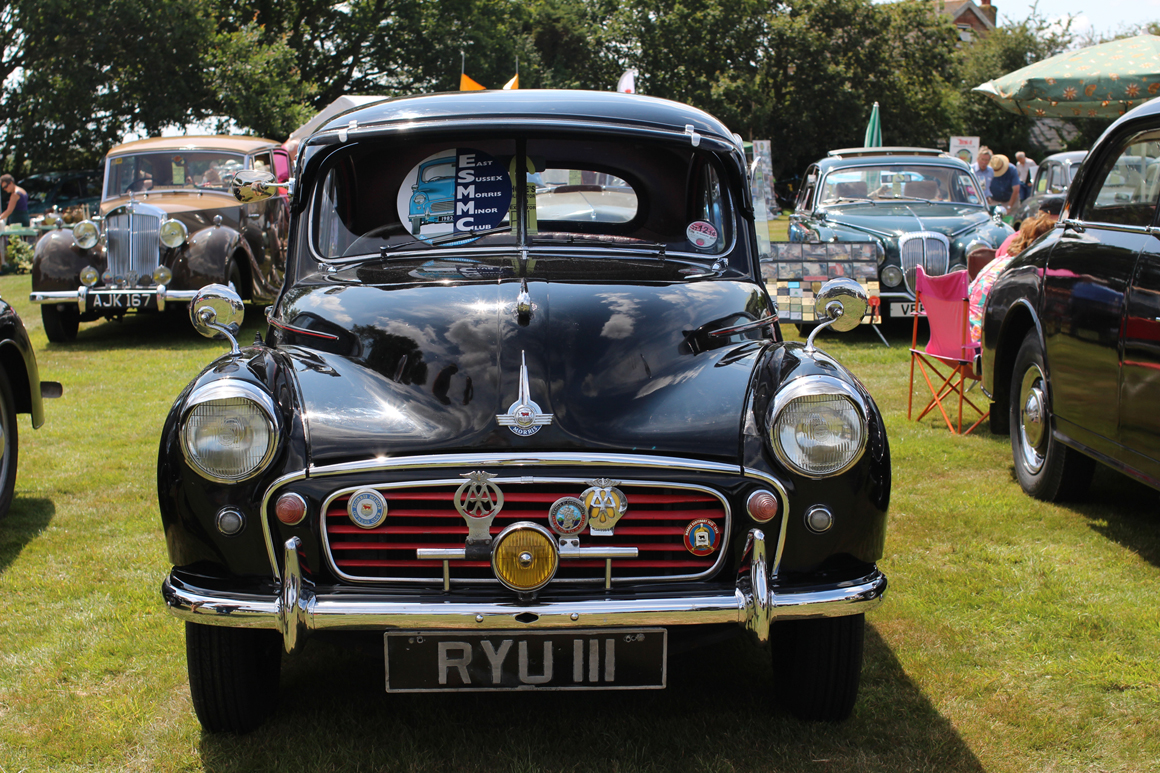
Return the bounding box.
[320,481,730,585]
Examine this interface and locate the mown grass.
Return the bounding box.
[0,266,1157,772]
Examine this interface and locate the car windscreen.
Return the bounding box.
[310,135,734,260]
[19,176,58,203]
[104,151,246,198]
[820,164,984,205]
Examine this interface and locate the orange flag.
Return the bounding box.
[460,73,486,91]
[502,74,519,90]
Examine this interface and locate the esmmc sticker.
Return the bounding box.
[549,496,588,536]
[348,489,388,529]
[683,518,720,556]
[397,148,512,243]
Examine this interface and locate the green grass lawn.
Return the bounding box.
[0,272,1157,772]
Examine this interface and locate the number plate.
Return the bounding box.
[88,292,156,311]
[890,302,925,317]
[385,629,667,693]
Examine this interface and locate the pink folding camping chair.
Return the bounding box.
[908,266,990,435]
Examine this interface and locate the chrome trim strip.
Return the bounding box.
[260,469,309,580]
[162,560,886,653]
[308,452,742,479]
[317,477,732,586]
[740,469,791,577]
[29,288,199,304]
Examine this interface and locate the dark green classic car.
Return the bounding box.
[788,147,1013,319]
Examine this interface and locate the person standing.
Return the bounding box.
[0,175,30,227]
[987,154,1021,211]
[974,146,995,200]
[1015,151,1037,201]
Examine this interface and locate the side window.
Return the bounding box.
[1035,166,1048,194]
[1082,129,1160,227]
[252,152,273,174]
[795,167,817,211]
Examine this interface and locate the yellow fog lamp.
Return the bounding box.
[491,522,559,592]
[79,266,100,287]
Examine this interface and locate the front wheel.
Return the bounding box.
[42,303,79,342]
[186,622,281,733]
[772,613,865,721]
[1009,331,1094,501]
[0,368,18,520]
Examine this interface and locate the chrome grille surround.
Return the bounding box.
[898,231,950,296]
[103,200,165,282]
[429,200,454,213]
[317,477,732,586]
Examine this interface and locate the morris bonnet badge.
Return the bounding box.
[496,351,553,436]
[348,488,388,529]
[582,478,629,536]
[454,471,504,542]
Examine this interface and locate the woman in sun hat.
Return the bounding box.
[987,153,1021,211]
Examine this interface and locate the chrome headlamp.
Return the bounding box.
[159,218,188,249]
[180,381,280,483]
[72,220,100,250]
[767,375,868,478]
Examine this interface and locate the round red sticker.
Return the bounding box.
[686,221,718,248]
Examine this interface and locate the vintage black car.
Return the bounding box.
[0,297,61,519]
[1009,150,1087,230]
[18,169,102,218]
[789,147,1012,320]
[29,136,291,342]
[157,91,891,733]
[982,98,1160,500]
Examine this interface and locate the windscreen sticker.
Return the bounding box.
[396,149,512,243]
[686,220,718,249]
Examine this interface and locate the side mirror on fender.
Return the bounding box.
[231,170,280,204]
[190,284,245,354]
[804,278,869,352]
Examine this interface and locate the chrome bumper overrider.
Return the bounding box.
[29,285,200,312]
[162,529,887,654]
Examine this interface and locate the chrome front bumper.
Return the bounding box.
[162,530,887,654]
[30,285,200,312]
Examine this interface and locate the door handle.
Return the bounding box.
[1060,218,1085,234]
[248,213,261,219]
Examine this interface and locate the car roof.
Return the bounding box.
[106,135,281,156]
[310,90,739,146]
[1043,150,1088,163]
[19,169,100,182]
[813,150,971,173]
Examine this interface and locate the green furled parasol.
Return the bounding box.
[973,34,1160,119]
[864,102,882,147]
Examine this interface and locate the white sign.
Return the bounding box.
[950,136,980,166]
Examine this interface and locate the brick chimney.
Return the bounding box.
[979,0,998,26]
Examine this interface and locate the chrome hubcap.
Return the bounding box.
[1018,364,1048,474]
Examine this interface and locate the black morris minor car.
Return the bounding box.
[157,91,891,733]
[789,147,1012,320]
[982,98,1160,501]
[1009,150,1087,230]
[30,136,290,342]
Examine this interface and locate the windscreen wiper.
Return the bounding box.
[380,225,513,254]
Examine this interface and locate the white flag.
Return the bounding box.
[617,70,636,94]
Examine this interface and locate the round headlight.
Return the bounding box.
[159,219,188,249]
[768,377,868,478]
[491,522,559,592]
[881,265,904,287]
[413,193,427,206]
[181,382,280,483]
[153,266,173,285]
[72,220,99,250]
[79,266,100,287]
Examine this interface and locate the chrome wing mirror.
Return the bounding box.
[804,277,869,352]
[231,170,280,204]
[190,284,245,354]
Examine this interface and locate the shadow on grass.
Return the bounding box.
[197,625,984,772]
[0,496,54,576]
[1067,464,1160,569]
[40,304,270,353]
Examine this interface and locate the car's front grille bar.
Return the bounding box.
[318,478,731,586]
[899,231,951,296]
[105,212,161,280]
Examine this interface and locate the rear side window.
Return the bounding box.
[1082,130,1160,227]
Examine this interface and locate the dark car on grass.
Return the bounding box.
[18,170,102,218]
[157,90,891,733]
[982,98,1160,501]
[1009,150,1087,230]
[789,147,1012,320]
[29,136,291,342]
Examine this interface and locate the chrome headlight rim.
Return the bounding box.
[180,380,281,484]
[767,375,869,479]
[490,521,560,593]
[159,218,188,249]
[72,220,100,250]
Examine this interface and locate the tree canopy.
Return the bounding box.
[1,0,1155,177]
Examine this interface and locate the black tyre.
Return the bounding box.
[410,216,423,234]
[1009,330,1095,501]
[772,613,865,722]
[42,303,79,343]
[186,622,281,733]
[226,258,246,299]
[0,368,18,520]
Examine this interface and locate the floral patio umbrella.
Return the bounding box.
[973,34,1160,119]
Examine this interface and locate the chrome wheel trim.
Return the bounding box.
[1018,364,1048,475]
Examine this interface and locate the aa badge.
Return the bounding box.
[683,518,720,556]
[582,478,628,535]
[347,489,388,529]
[454,471,504,542]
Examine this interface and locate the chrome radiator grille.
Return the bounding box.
[105,212,161,279]
[899,231,950,295]
[320,479,731,586]
[429,200,454,213]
